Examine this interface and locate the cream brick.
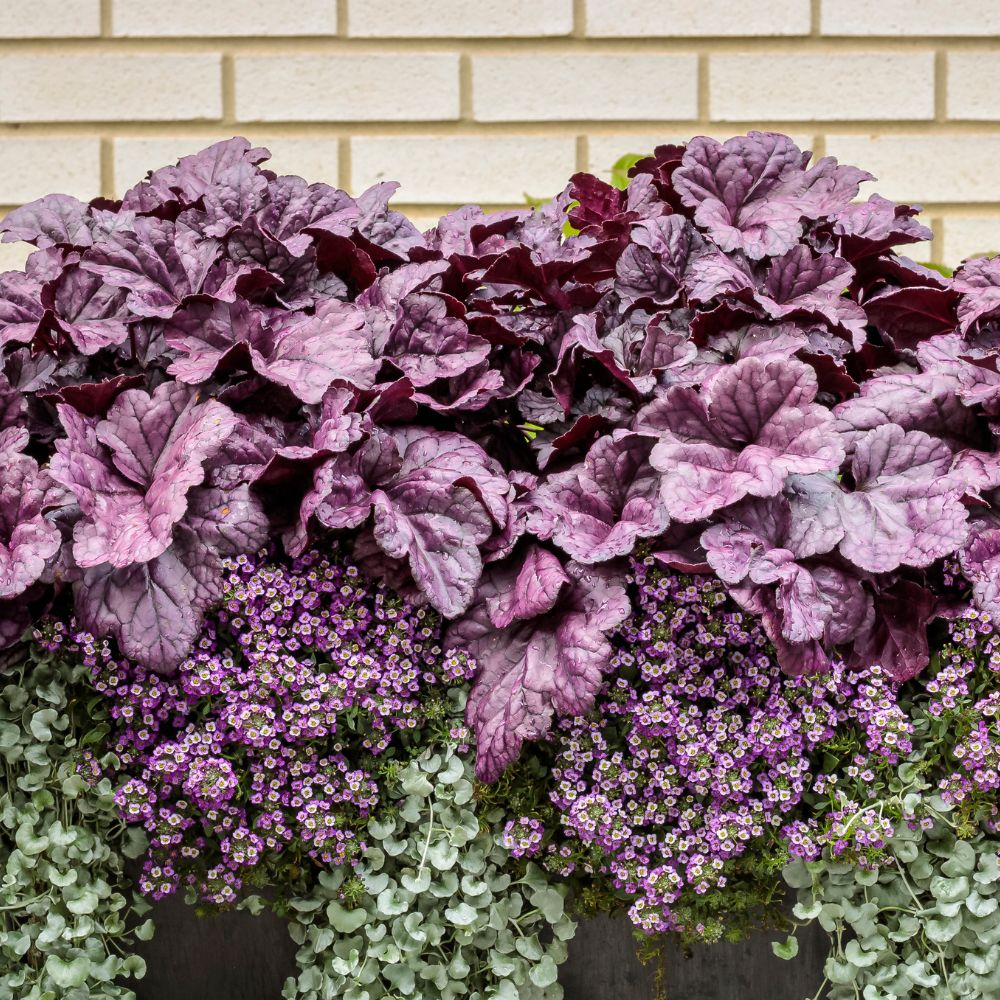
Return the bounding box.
[0,240,32,273]
[586,0,810,36]
[113,0,337,36]
[395,208,447,231]
[825,135,1000,204]
[710,53,934,121]
[948,54,1000,121]
[113,137,341,193]
[904,239,936,264]
[348,0,572,37]
[351,135,576,204]
[250,139,340,184]
[235,55,459,122]
[0,55,222,122]
[942,217,1000,265]
[0,138,101,204]
[472,55,698,122]
[0,0,100,37]
[820,0,1000,35]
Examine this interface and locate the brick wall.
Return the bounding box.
[2,0,1000,269]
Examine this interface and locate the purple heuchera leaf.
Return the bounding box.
[252,300,376,404]
[355,181,426,257]
[255,175,360,255]
[450,555,629,781]
[549,314,638,411]
[701,493,865,653]
[478,545,569,628]
[849,578,936,682]
[50,383,237,568]
[960,513,1000,619]
[293,426,510,617]
[839,424,968,573]
[833,369,981,450]
[826,194,932,261]
[74,527,223,670]
[673,132,871,260]
[80,217,221,319]
[166,297,377,403]
[600,311,698,396]
[954,255,1000,336]
[0,194,95,248]
[360,262,490,387]
[0,271,44,348]
[755,246,867,346]
[614,215,702,309]
[122,137,270,214]
[43,264,130,354]
[0,428,60,598]
[648,356,844,521]
[529,430,669,563]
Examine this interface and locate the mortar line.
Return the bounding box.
[697,53,710,125]
[935,50,948,121]
[459,53,473,121]
[339,136,352,193]
[221,53,236,126]
[99,136,114,198]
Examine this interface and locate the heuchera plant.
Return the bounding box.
[1,132,999,782]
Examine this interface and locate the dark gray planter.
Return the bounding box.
[132,894,829,999]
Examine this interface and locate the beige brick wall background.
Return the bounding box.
[2,0,1000,269]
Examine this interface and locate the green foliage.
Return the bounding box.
[0,649,151,999]
[779,764,1000,1000]
[282,736,576,1000]
[609,153,643,190]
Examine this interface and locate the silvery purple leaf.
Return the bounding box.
[833,369,981,451]
[80,217,221,319]
[849,578,935,682]
[960,514,1000,619]
[451,560,629,781]
[673,132,871,260]
[614,215,701,309]
[0,194,96,249]
[361,262,489,387]
[755,246,867,347]
[50,383,237,568]
[121,137,270,213]
[73,528,222,673]
[826,194,932,261]
[44,264,130,354]
[839,423,968,573]
[650,356,844,521]
[0,271,44,348]
[0,431,60,599]
[294,426,509,618]
[256,175,360,255]
[529,430,669,563]
[954,255,1000,336]
[252,299,377,404]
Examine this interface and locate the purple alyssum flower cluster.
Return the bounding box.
[40,545,473,905]
[542,558,909,934]
[927,611,1000,824]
